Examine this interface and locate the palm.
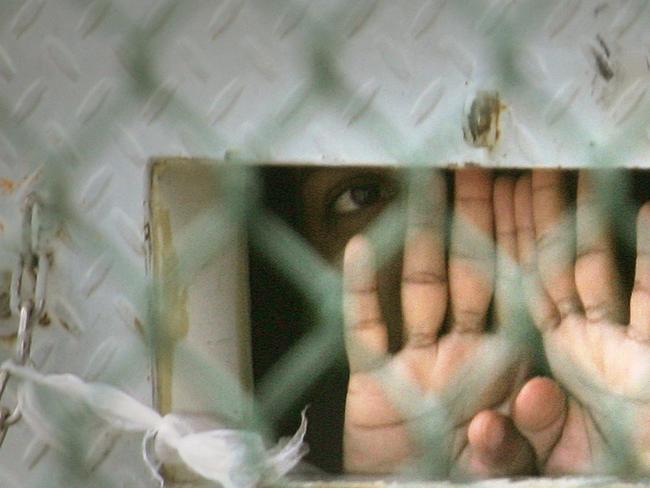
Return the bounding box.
[346,334,525,474]
[512,170,650,475]
[342,170,534,477]
[546,318,650,400]
[540,317,650,473]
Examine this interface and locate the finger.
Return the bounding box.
[515,175,560,331]
[513,377,567,469]
[343,235,388,372]
[493,176,519,329]
[575,171,625,323]
[532,170,581,317]
[449,168,495,333]
[401,170,448,347]
[629,202,650,342]
[467,410,537,477]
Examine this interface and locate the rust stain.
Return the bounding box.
[0,178,17,194]
[0,271,10,320]
[0,295,10,320]
[463,91,503,150]
[39,312,51,326]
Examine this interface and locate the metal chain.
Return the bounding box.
[0,195,48,448]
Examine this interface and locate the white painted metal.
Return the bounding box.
[1,0,649,485]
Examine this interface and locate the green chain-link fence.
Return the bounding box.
[1,0,650,486]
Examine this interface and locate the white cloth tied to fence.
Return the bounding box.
[1,361,308,488]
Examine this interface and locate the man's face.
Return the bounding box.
[298,167,402,260]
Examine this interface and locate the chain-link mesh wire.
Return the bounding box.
[1,0,650,486]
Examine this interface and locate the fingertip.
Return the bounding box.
[637,201,650,230]
[531,168,563,191]
[514,377,566,433]
[406,169,446,227]
[638,202,650,253]
[345,234,369,257]
[631,202,650,340]
[495,175,515,196]
[494,177,515,222]
[467,410,537,477]
[514,174,534,265]
[344,235,379,294]
[577,170,594,202]
[468,410,505,454]
[344,235,373,268]
[514,174,532,220]
[455,167,493,199]
[422,168,446,206]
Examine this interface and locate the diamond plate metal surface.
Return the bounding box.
[11,0,46,39]
[1,0,650,485]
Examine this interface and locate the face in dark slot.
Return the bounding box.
[296,168,401,258]
[296,167,407,346]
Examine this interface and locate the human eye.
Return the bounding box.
[329,176,398,216]
[332,182,389,214]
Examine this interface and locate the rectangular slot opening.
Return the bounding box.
[147,159,650,484]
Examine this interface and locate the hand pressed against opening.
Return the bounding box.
[513,170,650,475]
[342,169,535,478]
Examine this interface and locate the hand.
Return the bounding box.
[342,169,535,478]
[512,170,650,475]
